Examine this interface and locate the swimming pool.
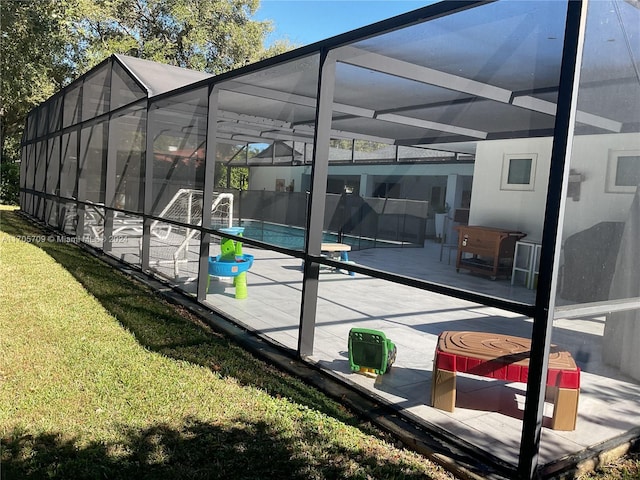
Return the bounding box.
[236,220,396,251]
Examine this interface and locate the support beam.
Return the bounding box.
[518,1,588,478]
[335,45,512,103]
[338,45,622,134]
[299,50,336,357]
[375,113,488,139]
[104,109,117,252]
[141,100,154,272]
[197,86,220,302]
[220,81,375,118]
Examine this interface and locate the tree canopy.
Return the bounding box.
[1,0,73,162]
[0,0,293,171]
[70,0,289,73]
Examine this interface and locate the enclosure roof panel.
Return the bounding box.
[202,0,638,156]
[23,0,639,156]
[115,54,213,97]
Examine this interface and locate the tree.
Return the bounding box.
[70,0,291,73]
[1,0,73,163]
[215,163,249,190]
[0,0,294,204]
[0,162,20,205]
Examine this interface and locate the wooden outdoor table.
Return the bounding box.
[454,225,526,279]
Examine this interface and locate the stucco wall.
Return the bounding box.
[248,165,307,192]
[469,133,639,243]
[563,133,639,240]
[248,162,474,196]
[470,137,552,242]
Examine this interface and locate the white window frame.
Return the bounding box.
[500,153,537,191]
[606,149,640,193]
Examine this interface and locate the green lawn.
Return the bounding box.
[0,206,455,479]
[0,206,637,480]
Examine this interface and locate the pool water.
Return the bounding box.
[237,221,383,250]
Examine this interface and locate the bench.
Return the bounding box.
[431,331,580,430]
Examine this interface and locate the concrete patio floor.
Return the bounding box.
[107,235,640,471]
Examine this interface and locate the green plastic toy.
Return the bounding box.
[220,237,236,260]
[348,328,397,375]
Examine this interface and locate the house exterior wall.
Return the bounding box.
[470,137,552,243]
[564,133,640,239]
[248,162,474,196]
[248,165,307,192]
[470,134,639,243]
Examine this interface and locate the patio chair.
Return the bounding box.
[439,208,469,264]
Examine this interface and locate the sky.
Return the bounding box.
[254,0,436,47]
